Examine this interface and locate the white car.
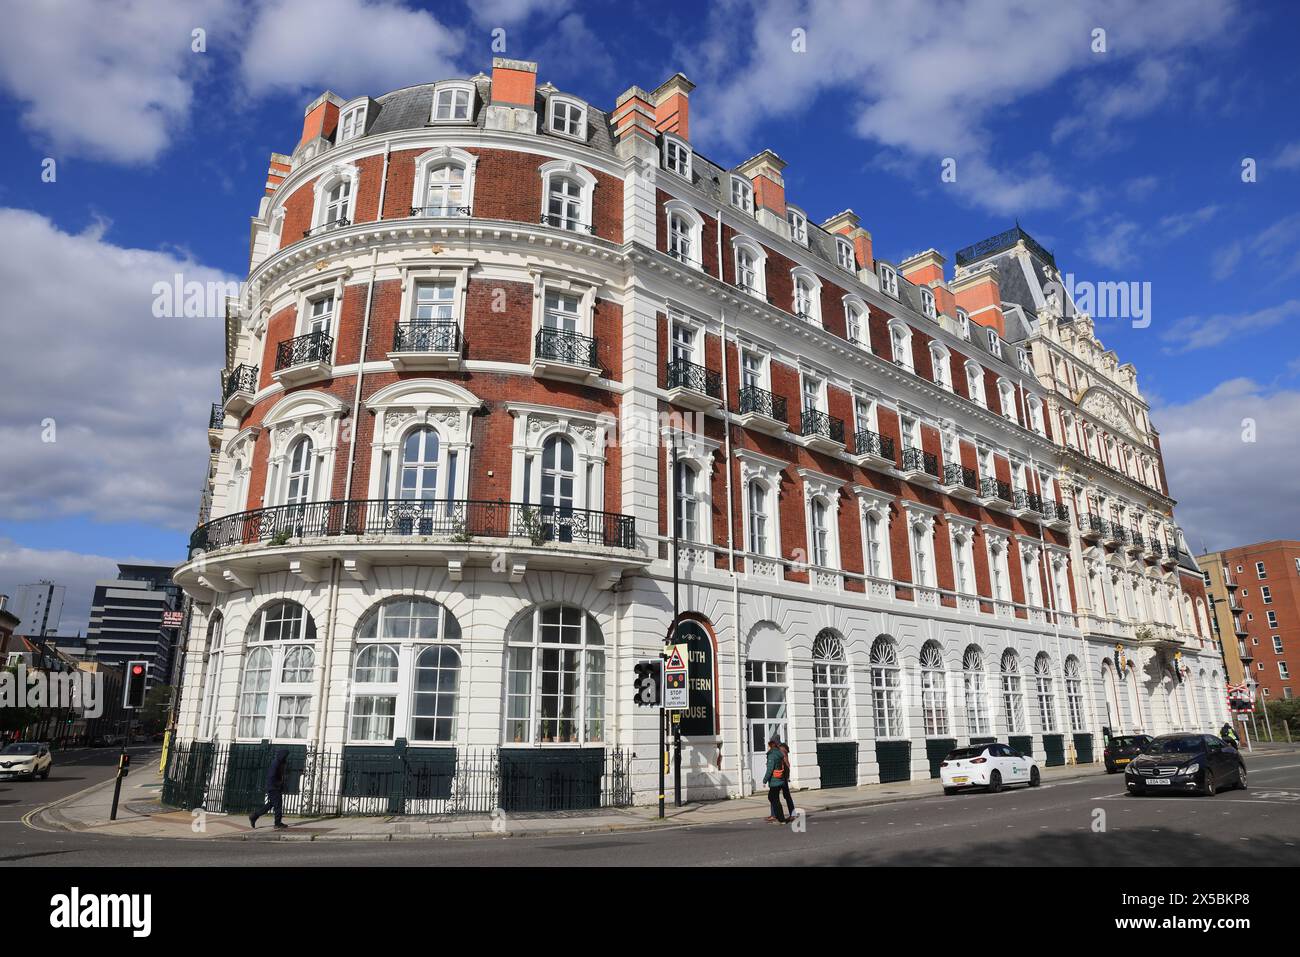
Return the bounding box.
[0,742,53,781]
[939,742,1040,794]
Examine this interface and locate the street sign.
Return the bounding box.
[663,643,688,710]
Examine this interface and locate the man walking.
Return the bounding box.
[762,734,787,824]
[777,738,796,819]
[249,748,290,830]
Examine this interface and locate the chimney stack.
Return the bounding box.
[299,91,344,151]
[899,249,946,287]
[651,73,695,139]
[486,57,538,132]
[822,209,874,275]
[951,265,1006,337]
[736,150,787,235]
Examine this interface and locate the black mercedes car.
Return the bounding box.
[1103,734,1153,773]
[1125,733,1246,796]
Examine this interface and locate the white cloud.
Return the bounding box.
[1275,141,1300,171]
[679,0,1238,216]
[0,208,230,530]
[468,0,572,26]
[1154,378,1300,552]
[1211,239,1243,281]
[1159,299,1300,353]
[0,0,236,164]
[1051,59,1177,148]
[240,0,464,98]
[0,540,134,637]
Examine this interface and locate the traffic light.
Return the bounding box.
[633,660,661,707]
[123,660,149,710]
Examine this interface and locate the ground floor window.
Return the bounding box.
[812,631,850,740]
[871,637,903,738]
[506,605,605,745]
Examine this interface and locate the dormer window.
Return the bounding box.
[835,237,855,273]
[432,82,474,123]
[920,287,937,320]
[731,176,754,215]
[878,263,899,298]
[548,96,587,140]
[663,135,691,179]
[986,328,1003,359]
[956,308,970,339]
[787,209,807,245]
[338,102,367,142]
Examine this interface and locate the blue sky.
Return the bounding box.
[1,0,1298,632]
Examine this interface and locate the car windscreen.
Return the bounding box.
[1,744,40,755]
[1110,737,1144,747]
[1147,736,1203,754]
[945,747,987,760]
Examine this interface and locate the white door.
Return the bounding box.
[746,660,787,790]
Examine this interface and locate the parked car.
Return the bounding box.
[0,742,53,781]
[1125,734,1246,796]
[940,742,1041,794]
[1103,734,1153,773]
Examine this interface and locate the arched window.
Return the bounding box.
[930,342,952,390]
[732,238,765,298]
[845,301,866,347]
[399,426,439,502]
[1001,649,1024,734]
[236,600,318,741]
[889,320,913,371]
[665,204,703,268]
[920,642,949,736]
[870,637,903,738]
[1034,653,1057,732]
[792,273,819,323]
[1064,656,1086,731]
[199,613,224,739]
[545,174,584,231]
[506,606,605,745]
[966,361,986,406]
[422,162,466,217]
[863,509,889,579]
[320,177,351,229]
[284,436,314,507]
[963,646,990,736]
[747,479,771,556]
[673,459,699,542]
[812,631,850,741]
[540,434,576,542]
[350,645,399,741]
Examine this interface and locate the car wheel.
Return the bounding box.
[1237,765,1247,790]
[943,787,959,796]
[1201,769,1217,797]
[987,770,1002,794]
[1105,763,1116,774]
[1029,766,1041,787]
[41,767,50,780]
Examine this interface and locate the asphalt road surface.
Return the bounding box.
[5,748,1300,867]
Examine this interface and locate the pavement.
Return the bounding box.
[28,740,1300,844]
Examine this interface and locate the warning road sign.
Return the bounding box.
[664,643,689,710]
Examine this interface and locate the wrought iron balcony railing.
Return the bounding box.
[540,213,595,234]
[1051,502,1071,524]
[222,363,259,401]
[1150,540,1164,559]
[410,205,471,217]
[188,497,638,558]
[854,429,894,461]
[901,447,939,477]
[275,331,333,371]
[943,462,978,491]
[738,386,787,423]
[800,409,844,444]
[981,477,1011,501]
[1112,526,1131,545]
[393,320,460,354]
[1082,512,1106,535]
[666,358,722,398]
[209,403,224,430]
[303,217,350,238]
[1130,531,1146,550]
[535,328,598,368]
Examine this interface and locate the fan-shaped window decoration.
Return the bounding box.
[252,600,316,643]
[236,647,272,738]
[412,645,461,742]
[870,637,903,738]
[962,646,989,736]
[1064,656,1086,731]
[920,642,949,736]
[1034,653,1057,733]
[1001,649,1024,734]
[505,606,605,745]
[281,645,315,684]
[812,631,850,741]
[357,598,462,642]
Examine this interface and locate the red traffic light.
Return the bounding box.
[132,664,144,675]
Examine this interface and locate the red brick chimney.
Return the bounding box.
[822,210,873,273]
[299,91,344,150]
[652,73,695,139]
[951,266,1006,337]
[490,57,537,107]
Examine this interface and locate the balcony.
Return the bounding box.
[853,429,895,471]
[1046,501,1071,530]
[1149,540,1164,560]
[388,320,461,371]
[898,447,939,485]
[1128,531,1146,554]
[736,386,787,435]
[941,463,980,500]
[532,328,599,382]
[800,409,844,453]
[980,477,1012,509]
[540,213,595,234]
[1011,488,1042,518]
[303,217,350,238]
[1111,526,1131,547]
[209,402,225,431]
[1163,544,1184,567]
[665,358,722,413]
[1237,640,1254,664]
[410,205,471,218]
[179,497,647,597]
[273,331,333,386]
[1081,513,1106,540]
[221,363,259,415]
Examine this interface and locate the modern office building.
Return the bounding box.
[171,57,1225,810]
[9,581,65,638]
[85,563,182,682]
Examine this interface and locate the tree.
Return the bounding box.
[139,684,174,735]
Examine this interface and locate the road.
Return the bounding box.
[4,748,1300,866]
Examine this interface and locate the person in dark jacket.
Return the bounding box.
[777,739,795,818]
[249,749,290,830]
[1220,722,1240,748]
[761,734,787,823]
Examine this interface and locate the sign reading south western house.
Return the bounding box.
[673,620,716,736]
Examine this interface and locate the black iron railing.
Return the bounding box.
[1150,540,1163,559]
[303,217,350,238]
[540,213,595,234]
[1082,512,1105,535]
[222,363,258,401]
[209,403,224,430]
[187,497,637,557]
[738,386,787,423]
[393,320,460,354]
[1051,502,1071,524]
[1130,531,1145,550]
[666,358,722,398]
[943,463,978,491]
[901,447,938,477]
[1167,544,1184,562]
[732,280,772,303]
[162,740,633,817]
[800,409,844,444]
[982,477,1011,501]
[854,429,894,461]
[410,205,471,217]
[1112,526,1130,545]
[275,331,333,371]
[535,328,598,368]
[955,224,1056,269]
